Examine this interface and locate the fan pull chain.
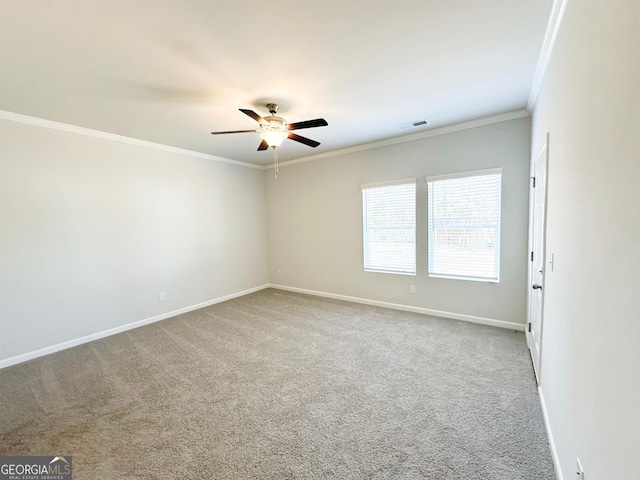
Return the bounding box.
[273,146,279,180]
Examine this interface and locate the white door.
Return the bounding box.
[527,139,548,383]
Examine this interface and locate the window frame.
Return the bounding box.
[361,178,416,275]
[426,168,502,283]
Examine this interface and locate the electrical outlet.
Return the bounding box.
[277,269,282,276]
[576,458,584,479]
[409,284,416,294]
[159,292,166,302]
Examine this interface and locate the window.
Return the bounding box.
[361,179,416,274]
[427,169,501,282]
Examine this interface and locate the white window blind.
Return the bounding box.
[361,179,416,274]
[427,169,501,282]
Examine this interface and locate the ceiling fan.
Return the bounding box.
[211,103,328,178]
[211,103,328,150]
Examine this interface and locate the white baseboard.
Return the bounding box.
[0,284,270,370]
[1,283,524,369]
[539,386,563,480]
[269,284,525,331]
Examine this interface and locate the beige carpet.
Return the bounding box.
[0,289,555,479]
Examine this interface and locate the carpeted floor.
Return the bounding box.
[0,289,555,479]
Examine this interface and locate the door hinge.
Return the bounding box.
[528,322,532,332]
[531,176,536,187]
[530,251,534,262]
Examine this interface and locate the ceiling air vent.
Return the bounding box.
[397,120,428,131]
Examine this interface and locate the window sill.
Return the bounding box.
[365,269,416,276]
[428,273,499,283]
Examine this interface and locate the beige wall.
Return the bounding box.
[531,0,640,478]
[265,117,532,326]
[0,119,268,364]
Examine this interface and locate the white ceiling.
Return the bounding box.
[0,0,552,166]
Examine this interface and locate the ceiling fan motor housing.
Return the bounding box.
[261,104,287,132]
[261,115,287,130]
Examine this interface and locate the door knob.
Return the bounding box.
[532,284,543,290]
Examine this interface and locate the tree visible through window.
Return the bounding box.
[427,169,501,282]
[361,179,416,275]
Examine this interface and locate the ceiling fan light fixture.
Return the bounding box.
[259,129,288,147]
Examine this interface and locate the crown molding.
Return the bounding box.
[0,110,262,170]
[1,108,532,173]
[268,109,531,170]
[527,0,569,111]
